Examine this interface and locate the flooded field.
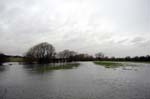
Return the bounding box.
[0,62,150,99]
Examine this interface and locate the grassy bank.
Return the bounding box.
[8,57,24,62]
[94,61,123,68]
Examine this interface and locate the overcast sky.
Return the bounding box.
[0,0,149,57]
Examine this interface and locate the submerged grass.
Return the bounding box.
[94,61,123,68]
[35,63,80,73]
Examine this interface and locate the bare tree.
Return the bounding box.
[0,52,7,65]
[68,51,77,62]
[74,53,93,61]
[95,52,104,60]
[25,42,55,63]
[58,50,77,62]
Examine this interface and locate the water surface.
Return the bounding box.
[0,62,150,99]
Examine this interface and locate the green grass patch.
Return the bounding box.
[94,61,123,68]
[34,63,80,73]
[8,57,24,62]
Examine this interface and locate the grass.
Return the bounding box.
[34,63,80,73]
[8,57,24,62]
[94,61,123,68]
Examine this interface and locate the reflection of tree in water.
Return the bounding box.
[22,63,79,74]
[0,66,5,72]
[0,64,8,72]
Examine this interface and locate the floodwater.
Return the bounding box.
[0,62,150,99]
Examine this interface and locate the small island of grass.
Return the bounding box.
[94,61,123,68]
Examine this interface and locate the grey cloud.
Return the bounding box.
[131,37,145,43]
[0,0,149,57]
[117,39,129,44]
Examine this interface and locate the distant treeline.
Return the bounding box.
[0,42,150,64]
[23,42,94,63]
[95,55,150,62]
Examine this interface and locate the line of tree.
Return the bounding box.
[103,55,150,62]
[24,42,94,63]
[1,42,150,64]
[94,53,150,62]
[24,42,150,63]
